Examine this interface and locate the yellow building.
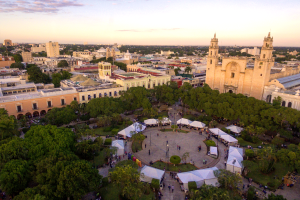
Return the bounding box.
[98,62,112,77]
[73,50,93,60]
[205,33,275,100]
[21,52,32,62]
[46,41,60,57]
[4,39,12,46]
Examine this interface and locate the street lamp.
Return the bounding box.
[166,144,169,171]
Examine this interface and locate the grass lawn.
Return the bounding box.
[183,114,196,121]
[160,128,173,132]
[152,161,197,172]
[92,124,127,136]
[157,111,168,118]
[237,137,262,148]
[178,130,189,133]
[246,162,292,190]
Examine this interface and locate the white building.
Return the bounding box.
[240,47,260,56]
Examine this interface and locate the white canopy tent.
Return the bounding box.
[226,125,243,134]
[140,165,165,183]
[220,134,238,145]
[226,146,244,174]
[190,121,206,128]
[111,140,124,155]
[177,118,192,126]
[210,146,218,156]
[144,119,158,126]
[161,117,172,125]
[118,122,146,138]
[177,167,219,191]
[209,128,227,137]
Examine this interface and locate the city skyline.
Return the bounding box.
[1,0,300,46]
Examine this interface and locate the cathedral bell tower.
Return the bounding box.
[205,33,219,89]
[251,32,274,99]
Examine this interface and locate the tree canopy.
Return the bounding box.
[27,66,51,84]
[57,60,69,68]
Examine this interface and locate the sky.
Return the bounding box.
[1,0,300,46]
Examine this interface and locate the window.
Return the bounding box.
[61,99,65,105]
[231,73,235,78]
[210,60,212,64]
[17,105,22,112]
[74,97,77,101]
[109,92,112,97]
[82,96,85,101]
[104,93,107,96]
[99,93,102,98]
[153,83,155,88]
[93,94,96,98]
[263,54,265,58]
[88,95,91,100]
[288,102,292,108]
[281,101,286,107]
[47,101,52,107]
[33,103,37,110]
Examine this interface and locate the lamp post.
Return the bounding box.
[166,144,169,171]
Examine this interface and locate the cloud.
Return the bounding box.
[116,28,182,32]
[112,2,117,5]
[0,0,84,13]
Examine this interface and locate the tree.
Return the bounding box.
[10,62,25,69]
[256,147,277,173]
[170,155,181,164]
[27,66,51,84]
[0,113,17,141]
[174,67,181,75]
[214,169,242,194]
[185,66,192,74]
[190,184,230,200]
[57,60,69,68]
[56,160,102,200]
[182,152,190,164]
[45,107,77,126]
[13,53,23,62]
[0,159,30,196]
[52,71,72,87]
[266,194,287,200]
[110,165,143,200]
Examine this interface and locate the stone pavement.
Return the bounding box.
[160,172,186,200]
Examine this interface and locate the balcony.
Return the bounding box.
[47,105,53,108]
[32,107,39,110]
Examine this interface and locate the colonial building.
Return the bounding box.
[205,33,275,100]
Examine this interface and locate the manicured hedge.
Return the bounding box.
[204,140,216,147]
[151,179,160,189]
[111,128,119,135]
[170,155,181,164]
[188,181,197,191]
[104,138,112,145]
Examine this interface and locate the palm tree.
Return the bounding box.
[174,68,181,76]
[185,66,192,74]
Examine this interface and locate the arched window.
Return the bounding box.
[281,101,286,107]
[288,102,292,108]
[266,95,272,103]
[210,60,212,64]
[263,54,265,58]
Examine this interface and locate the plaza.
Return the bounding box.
[133,128,226,170]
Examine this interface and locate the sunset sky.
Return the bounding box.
[1,0,300,46]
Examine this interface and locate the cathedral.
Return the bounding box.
[205,33,275,100]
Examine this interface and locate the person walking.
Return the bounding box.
[179,146,181,150]
[166,140,168,144]
[224,161,226,167]
[145,144,146,148]
[149,149,150,155]
[172,185,174,193]
[168,184,171,191]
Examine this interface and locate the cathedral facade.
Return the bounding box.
[205,33,275,100]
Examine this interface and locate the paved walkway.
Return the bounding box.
[160,172,186,200]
